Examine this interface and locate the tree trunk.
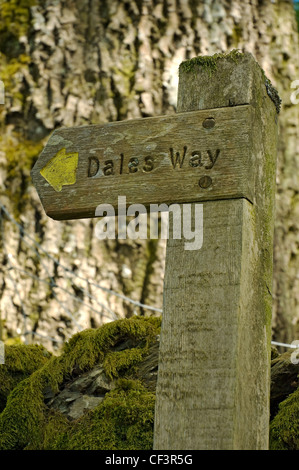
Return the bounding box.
[0,0,299,350]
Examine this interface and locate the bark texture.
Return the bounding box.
[0,0,299,349]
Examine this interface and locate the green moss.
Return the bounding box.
[231,25,243,46]
[3,133,43,177]
[179,49,243,77]
[0,316,161,450]
[103,348,145,379]
[0,1,38,127]
[0,54,31,93]
[270,386,299,450]
[36,409,70,450]
[0,343,51,413]
[0,0,37,38]
[49,380,155,450]
[62,315,160,374]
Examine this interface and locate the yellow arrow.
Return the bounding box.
[40,148,79,192]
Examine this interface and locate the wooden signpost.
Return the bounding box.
[31,51,280,450]
[32,105,254,220]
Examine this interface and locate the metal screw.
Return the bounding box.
[202,118,215,129]
[199,176,212,188]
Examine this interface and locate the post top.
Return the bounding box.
[178,50,281,114]
[179,49,244,75]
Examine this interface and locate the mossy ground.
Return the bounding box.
[0,315,161,450]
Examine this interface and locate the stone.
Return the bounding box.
[47,364,115,420]
[68,395,104,421]
[270,349,299,419]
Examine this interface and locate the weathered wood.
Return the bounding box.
[153,51,279,450]
[30,50,279,450]
[31,106,253,220]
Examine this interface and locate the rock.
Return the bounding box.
[88,370,114,395]
[48,365,115,420]
[271,345,279,360]
[2,315,299,449]
[270,349,299,419]
[68,395,105,420]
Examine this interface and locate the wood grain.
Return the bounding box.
[153,51,278,450]
[31,106,253,220]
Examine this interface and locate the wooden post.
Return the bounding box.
[153,51,279,450]
[31,50,280,451]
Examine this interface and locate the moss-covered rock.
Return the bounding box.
[270,349,299,419]
[0,343,51,413]
[0,315,161,450]
[39,379,155,450]
[2,316,299,450]
[269,347,299,449]
[270,386,299,450]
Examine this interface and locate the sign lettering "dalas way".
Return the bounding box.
[31,105,253,220]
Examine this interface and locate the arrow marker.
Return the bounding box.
[40,148,79,192]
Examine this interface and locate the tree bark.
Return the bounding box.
[0,0,299,350]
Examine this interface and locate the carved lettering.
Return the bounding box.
[128,157,139,173]
[88,156,101,178]
[205,149,220,169]
[169,146,187,169]
[87,148,220,178]
[120,153,124,175]
[103,160,114,176]
[189,151,202,168]
[143,156,154,172]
